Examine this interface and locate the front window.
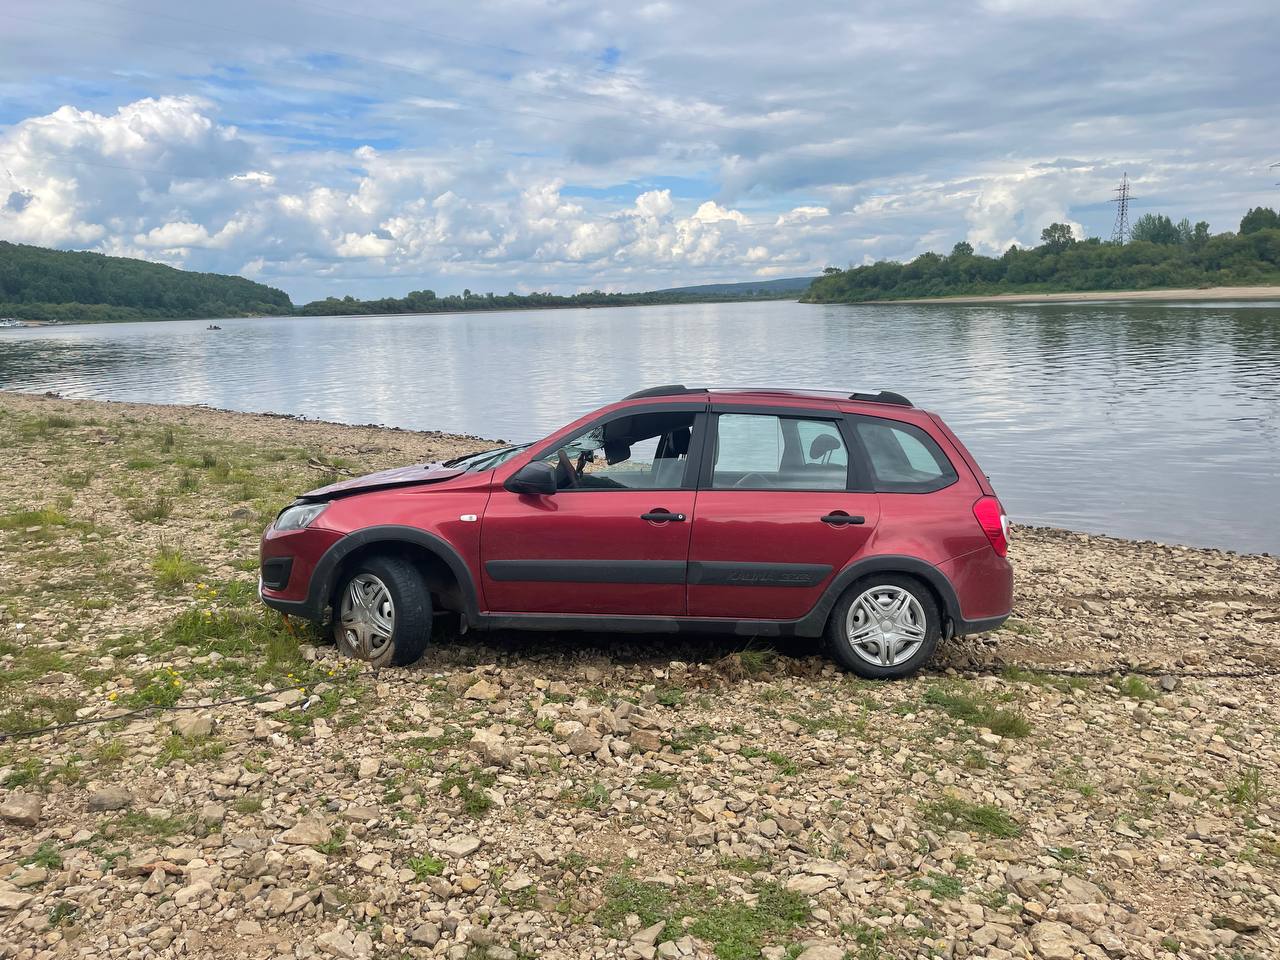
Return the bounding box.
[445,443,531,473]
[538,411,697,490]
[711,414,849,490]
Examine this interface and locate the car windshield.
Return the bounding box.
[442,443,531,472]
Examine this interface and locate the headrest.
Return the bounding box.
[809,433,841,460]
[668,427,691,456]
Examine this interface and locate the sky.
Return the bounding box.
[1,0,1277,303]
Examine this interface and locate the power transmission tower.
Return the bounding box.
[1109,172,1133,244]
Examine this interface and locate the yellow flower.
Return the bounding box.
[107,692,117,701]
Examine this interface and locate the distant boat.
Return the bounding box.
[206,324,222,330]
[0,318,25,328]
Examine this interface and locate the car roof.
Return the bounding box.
[620,384,914,408]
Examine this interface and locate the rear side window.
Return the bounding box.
[712,414,849,490]
[854,418,957,493]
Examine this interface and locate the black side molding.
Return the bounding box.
[485,559,686,585]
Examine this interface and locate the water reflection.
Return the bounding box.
[1,300,1277,551]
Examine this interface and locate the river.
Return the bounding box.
[2,299,1277,552]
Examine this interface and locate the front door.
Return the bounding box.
[480,408,703,616]
[687,410,880,620]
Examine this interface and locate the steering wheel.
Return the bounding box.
[556,449,580,488]
[734,472,772,488]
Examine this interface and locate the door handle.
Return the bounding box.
[641,510,686,522]
[820,513,865,525]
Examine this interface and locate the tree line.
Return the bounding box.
[0,239,801,323]
[0,241,292,321]
[803,208,1280,303]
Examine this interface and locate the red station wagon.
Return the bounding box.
[259,386,1012,678]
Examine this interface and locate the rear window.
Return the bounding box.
[854,418,957,493]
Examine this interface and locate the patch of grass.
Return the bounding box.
[668,723,716,753]
[654,685,685,708]
[233,796,264,814]
[104,811,189,839]
[1117,675,1157,700]
[738,649,779,678]
[177,470,200,492]
[48,902,79,927]
[0,507,72,531]
[122,669,186,709]
[594,872,675,932]
[578,782,611,809]
[1001,665,1090,691]
[314,826,348,856]
[922,684,1031,738]
[125,457,157,470]
[23,841,63,869]
[908,872,964,899]
[128,495,173,523]
[0,694,81,735]
[408,853,445,881]
[152,546,204,589]
[764,751,798,776]
[920,796,1021,838]
[440,767,496,817]
[2,756,43,788]
[717,855,771,873]
[61,470,93,489]
[154,734,225,767]
[638,772,678,791]
[687,881,810,960]
[1227,767,1265,809]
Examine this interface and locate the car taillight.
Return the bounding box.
[973,496,1009,557]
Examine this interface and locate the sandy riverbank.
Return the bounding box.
[1,391,1278,960]
[871,285,1280,306]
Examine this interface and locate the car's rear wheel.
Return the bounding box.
[333,555,432,667]
[825,574,940,678]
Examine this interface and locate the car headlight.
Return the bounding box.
[274,502,329,531]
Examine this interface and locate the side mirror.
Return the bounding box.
[504,460,557,496]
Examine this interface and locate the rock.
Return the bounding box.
[629,729,662,752]
[795,946,844,960]
[142,867,167,895]
[502,872,534,891]
[0,792,41,827]
[463,678,500,701]
[471,730,515,767]
[341,805,380,823]
[316,928,357,958]
[634,922,666,946]
[1213,914,1263,933]
[567,727,603,756]
[410,923,440,946]
[276,687,305,706]
[174,880,213,907]
[1029,921,1077,960]
[200,802,226,825]
[785,875,833,895]
[357,757,380,779]
[279,817,332,845]
[173,712,214,738]
[0,890,34,911]
[442,835,482,858]
[87,785,133,811]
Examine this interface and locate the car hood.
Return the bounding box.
[301,462,466,499]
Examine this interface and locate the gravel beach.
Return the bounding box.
[1,391,1277,960]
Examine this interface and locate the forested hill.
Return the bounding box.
[0,241,293,323]
[804,208,1280,303]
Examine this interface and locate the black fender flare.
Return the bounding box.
[794,554,962,637]
[302,525,480,623]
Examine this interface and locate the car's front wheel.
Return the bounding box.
[826,574,940,678]
[333,555,432,667]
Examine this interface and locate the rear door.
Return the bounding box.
[686,408,880,620]
[480,406,705,616]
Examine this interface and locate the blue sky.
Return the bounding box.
[1,0,1277,302]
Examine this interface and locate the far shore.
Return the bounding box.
[865,284,1280,306]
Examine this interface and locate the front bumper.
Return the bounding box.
[258,523,344,622]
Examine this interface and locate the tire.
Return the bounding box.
[333,554,432,667]
[825,574,940,679]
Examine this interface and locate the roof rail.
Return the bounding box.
[621,384,702,400]
[848,390,913,407]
